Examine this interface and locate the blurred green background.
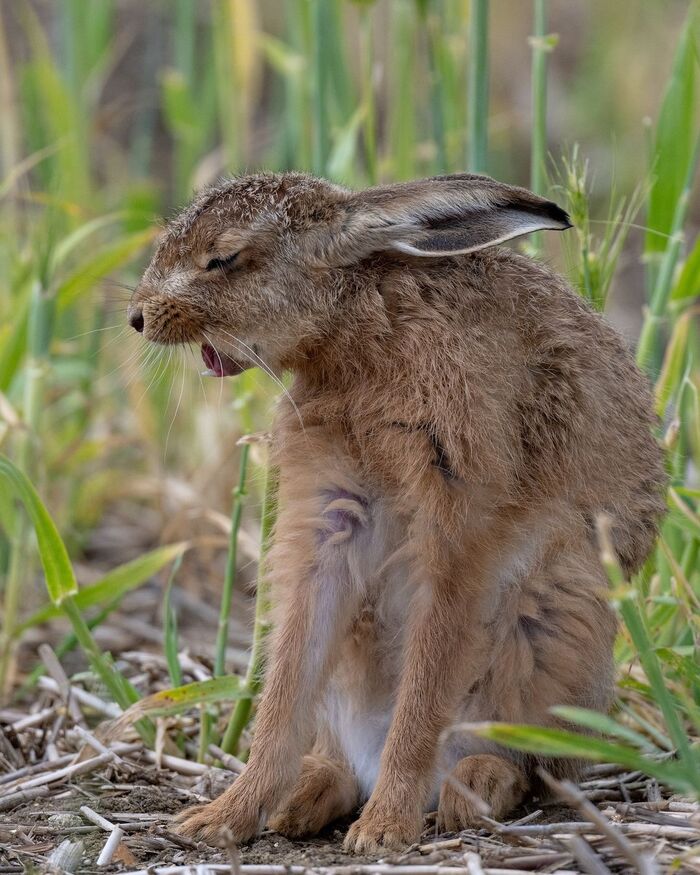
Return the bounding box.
[0,0,699,785]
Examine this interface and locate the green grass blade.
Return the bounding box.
[222,461,277,755]
[55,228,157,313]
[467,0,489,173]
[310,0,330,175]
[618,595,700,788]
[550,706,660,753]
[0,453,77,604]
[645,8,698,261]
[0,454,149,735]
[163,554,183,688]
[671,233,700,304]
[16,541,189,634]
[215,444,250,677]
[470,722,696,794]
[112,675,251,730]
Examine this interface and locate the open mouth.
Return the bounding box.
[201,343,247,378]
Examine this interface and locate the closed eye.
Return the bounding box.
[206,252,239,271]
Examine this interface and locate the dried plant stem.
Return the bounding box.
[96,826,124,866]
[538,771,656,875]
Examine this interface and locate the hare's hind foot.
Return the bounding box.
[437,754,527,832]
[269,754,358,838]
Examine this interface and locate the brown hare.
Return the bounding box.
[129,172,666,852]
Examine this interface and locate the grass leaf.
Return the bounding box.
[0,453,77,604]
[16,541,188,635]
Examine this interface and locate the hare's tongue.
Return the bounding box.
[200,343,245,377]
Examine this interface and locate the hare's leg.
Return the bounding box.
[437,546,616,831]
[269,726,359,837]
[344,539,490,853]
[177,470,370,846]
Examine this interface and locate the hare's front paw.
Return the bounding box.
[343,796,421,853]
[175,776,266,847]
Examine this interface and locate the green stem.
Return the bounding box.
[530,0,548,195]
[467,0,489,173]
[311,0,329,175]
[360,7,377,184]
[19,601,116,695]
[426,8,447,174]
[390,1,417,180]
[212,0,240,171]
[0,281,52,695]
[215,443,250,678]
[636,133,700,378]
[0,527,28,696]
[62,596,154,744]
[222,460,278,755]
[619,597,700,787]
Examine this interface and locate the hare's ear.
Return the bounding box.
[334,174,571,260]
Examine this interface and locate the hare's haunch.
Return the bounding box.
[131,172,666,851]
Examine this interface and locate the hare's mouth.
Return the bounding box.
[201,342,248,378]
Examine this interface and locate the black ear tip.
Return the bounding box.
[546,200,573,230]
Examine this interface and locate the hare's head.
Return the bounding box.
[130,172,570,375]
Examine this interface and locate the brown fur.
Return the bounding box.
[132,172,666,851]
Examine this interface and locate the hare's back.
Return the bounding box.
[451,250,666,573]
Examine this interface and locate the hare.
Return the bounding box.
[130,172,666,852]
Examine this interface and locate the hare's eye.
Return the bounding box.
[206,252,239,272]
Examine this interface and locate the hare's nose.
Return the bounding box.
[128,306,145,333]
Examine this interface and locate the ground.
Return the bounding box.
[1,586,698,873]
[1,720,698,873]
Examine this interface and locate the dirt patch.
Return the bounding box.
[2,652,698,873]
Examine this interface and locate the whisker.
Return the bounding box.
[216,270,307,435]
[64,324,122,341]
[102,279,137,293]
[202,331,228,413]
[164,350,187,461]
[141,346,172,405]
[214,327,306,436]
[100,335,132,365]
[95,335,148,385]
[189,342,209,406]
[121,342,161,394]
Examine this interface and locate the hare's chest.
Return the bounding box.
[320,494,419,797]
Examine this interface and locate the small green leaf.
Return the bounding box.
[0,453,77,604]
[470,722,695,793]
[109,675,252,738]
[16,542,188,635]
[671,233,700,303]
[163,554,184,688]
[645,9,698,256]
[550,706,659,753]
